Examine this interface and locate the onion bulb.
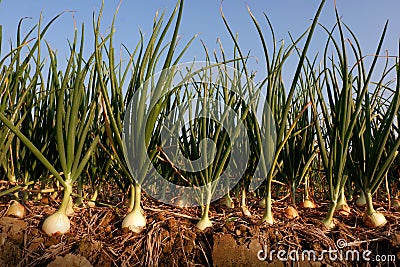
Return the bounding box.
[88,201,96,208]
[363,211,387,228]
[221,196,234,209]
[284,206,299,219]
[356,193,366,207]
[302,199,316,209]
[42,211,71,236]
[6,200,26,219]
[122,209,146,234]
[196,217,212,231]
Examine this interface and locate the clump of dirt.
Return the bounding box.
[76,237,103,265]
[212,233,263,266]
[0,217,28,266]
[0,217,28,243]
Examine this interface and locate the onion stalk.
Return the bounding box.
[196,188,213,231]
[356,191,366,207]
[303,175,316,209]
[240,189,252,217]
[221,193,234,209]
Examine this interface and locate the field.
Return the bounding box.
[1,193,400,266]
[1,0,400,266]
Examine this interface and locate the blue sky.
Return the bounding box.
[1,1,399,84]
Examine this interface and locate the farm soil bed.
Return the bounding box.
[1,196,400,267]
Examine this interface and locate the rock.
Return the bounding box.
[0,217,28,244]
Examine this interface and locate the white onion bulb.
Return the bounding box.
[122,209,146,233]
[363,211,387,228]
[196,217,212,231]
[356,193,366,207]
[42,211,71,236]
[222,196,234,209]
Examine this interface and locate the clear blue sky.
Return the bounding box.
[1,1,399,84]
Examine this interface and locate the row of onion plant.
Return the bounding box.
[1,0,399,237]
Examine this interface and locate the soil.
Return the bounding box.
[0,195,399,267]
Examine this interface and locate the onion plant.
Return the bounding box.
[0,16,62,215]
[313,9,389,228]
[222,0,325,224]
[214,41,258,216]
[284,53,321,210]
[0,19,100,235]
[91,4,138,214]
[281,88,317,209]
[96,0,195,233]
[2,0,400,242]
[85,127,114,207]
[349,50,400,227]
[161,60,254,230]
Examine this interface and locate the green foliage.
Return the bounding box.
[0,0,399,231]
